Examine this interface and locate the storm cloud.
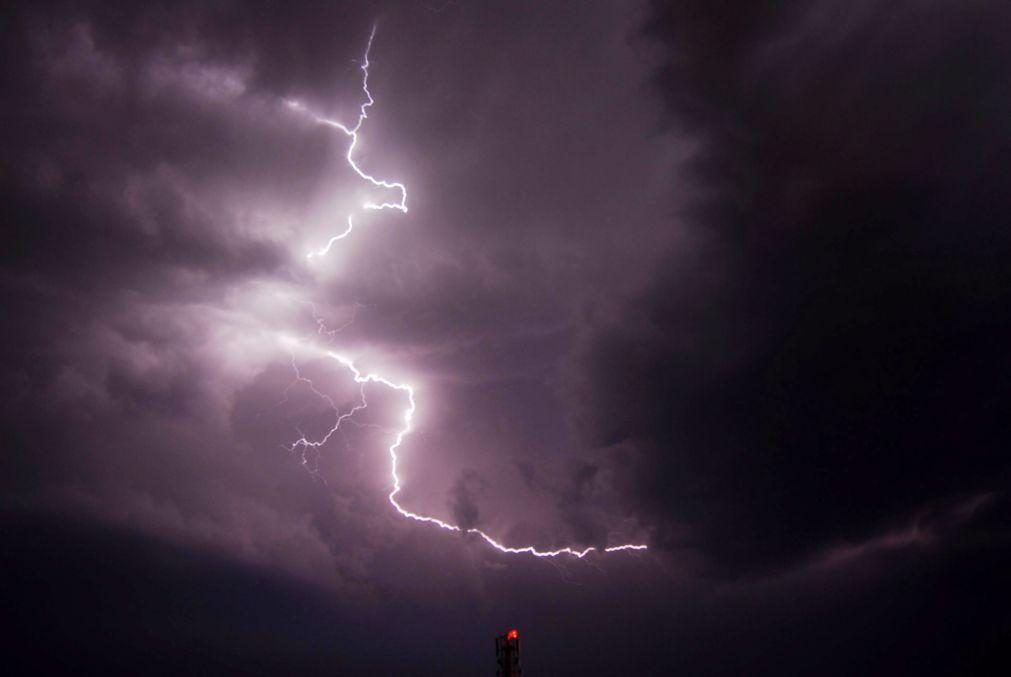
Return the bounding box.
[2,1,1010,674]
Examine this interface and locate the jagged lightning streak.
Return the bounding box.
[285,26,407,259]
[284,27,647,558]
[287,349,647,558]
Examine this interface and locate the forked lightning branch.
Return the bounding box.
[283,26,646,559]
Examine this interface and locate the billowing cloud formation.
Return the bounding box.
[574,0,1011,577]
[2,1,1010,674]
[1,0,662,578]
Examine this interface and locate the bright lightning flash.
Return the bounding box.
[283,27,647,559]
[285,26,407,260]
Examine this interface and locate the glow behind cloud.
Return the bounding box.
[283,27,646,558]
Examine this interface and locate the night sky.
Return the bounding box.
[3,1,1010,674]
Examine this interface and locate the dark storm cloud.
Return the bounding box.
[4,498,1009,675]
[0,0,398,595]
[573,0,1011,576]
[2,0,663,591]
[4,0,1011,673]
[449,468,484,530]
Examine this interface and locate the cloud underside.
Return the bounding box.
[0,0,1008,612]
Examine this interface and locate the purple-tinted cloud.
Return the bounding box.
[3,1,1011,674]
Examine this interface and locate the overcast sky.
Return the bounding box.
[3,1,1010,674]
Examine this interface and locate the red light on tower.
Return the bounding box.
[496,628,522,676]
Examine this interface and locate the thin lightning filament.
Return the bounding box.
[285,27,647,558]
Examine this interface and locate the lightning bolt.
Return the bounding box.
[285,26,407,260]
[283,26,647,558]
